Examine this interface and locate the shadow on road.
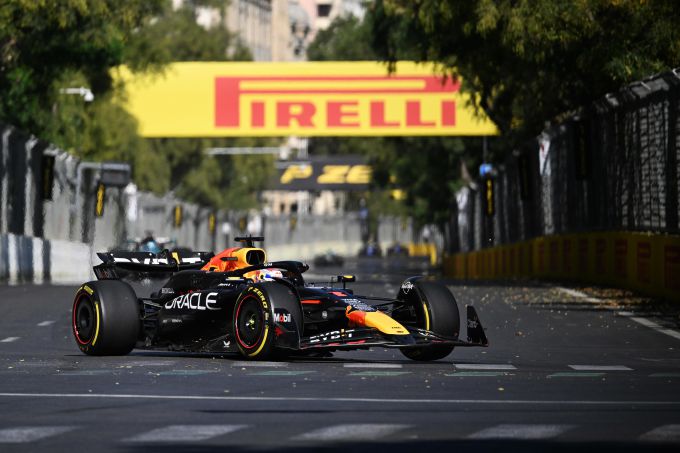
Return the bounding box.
[119,439,679,453]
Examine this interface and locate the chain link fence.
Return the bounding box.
[458,69,680,251]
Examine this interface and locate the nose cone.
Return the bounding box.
[346,307,410,336]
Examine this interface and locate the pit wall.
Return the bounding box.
[443,231,680,303]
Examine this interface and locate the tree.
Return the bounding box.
[307,15,378,61]
[0,1,166,137]
[369,0,680,146]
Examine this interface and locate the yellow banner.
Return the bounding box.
[117,62,498,137]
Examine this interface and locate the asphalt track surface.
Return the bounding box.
[1,257,679,452]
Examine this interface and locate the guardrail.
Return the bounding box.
[455,69,679,252]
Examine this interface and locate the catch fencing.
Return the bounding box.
[457,69,680,251]
[448,69,680,301]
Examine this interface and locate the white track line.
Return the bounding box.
[639,424,680,442]
[564,283,680,348]
[618,312,680,341]
[119,360,176,367]
[231,361,288,368]
[293,424,410,441]
[454,364,516,370]
[0,337,19,343]
[468,424,573,440]
[1,392,679,406]
[36,321,55,327]
[557,288,601,303]
[125,425,247,442]
[569,365,633,371]
[0,426,74,443]
[343,363,403,369]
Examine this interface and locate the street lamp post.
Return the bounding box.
[57,86,95,241]
[59,87,94,102]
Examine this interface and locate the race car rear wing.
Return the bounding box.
[93,250,214,278]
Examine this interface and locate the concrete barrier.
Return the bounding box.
[443,231,680,303]
[0,233,92,285]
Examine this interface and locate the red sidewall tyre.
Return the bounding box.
[72,280,140,356]
[233,282,302,360]
[233,285,274,359]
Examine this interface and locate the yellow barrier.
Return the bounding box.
[442,232,680,303]
[408,242,438,266]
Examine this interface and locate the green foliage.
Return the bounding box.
[369,137,467,227]
[370,0,680,146]
[307,15,377,61]
[125,4,251,63]
[143,137,276,208]
[0,0,166,135]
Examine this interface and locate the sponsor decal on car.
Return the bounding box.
[113,256,203,264]
[343,298,377,312]
[273,312,292,323]
[164,292,220,311]
[401,281,414,294]
[309,329,355,344]
[248,287,268,309]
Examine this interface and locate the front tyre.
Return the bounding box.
[233,285,275,360]
[72,280,141,356]
[396,278,460,361]
[233,283,303,360]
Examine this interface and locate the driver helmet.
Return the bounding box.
[252,269,283,281]
[140,238,162,254]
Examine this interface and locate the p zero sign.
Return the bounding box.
[271,156,371,191]
[119,62,498,137]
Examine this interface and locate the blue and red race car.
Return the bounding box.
[72,237,487,360]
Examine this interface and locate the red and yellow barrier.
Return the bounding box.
[443,231,680,303]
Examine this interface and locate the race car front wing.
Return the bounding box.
[298,305,488,350]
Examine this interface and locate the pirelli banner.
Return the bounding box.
[118,62,498,137]
[272,156,371,191]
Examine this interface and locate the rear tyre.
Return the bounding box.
[72,280,141,356]
[233,283,302,360]
[396,278,460,361]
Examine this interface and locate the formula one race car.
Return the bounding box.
[72,237,487,361]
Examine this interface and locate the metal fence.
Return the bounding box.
[458,69,680,251]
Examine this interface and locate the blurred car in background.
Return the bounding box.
[386,242,409,257]
[313,250,345,267]
[358,240,382,257]
[111,234,190,254]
